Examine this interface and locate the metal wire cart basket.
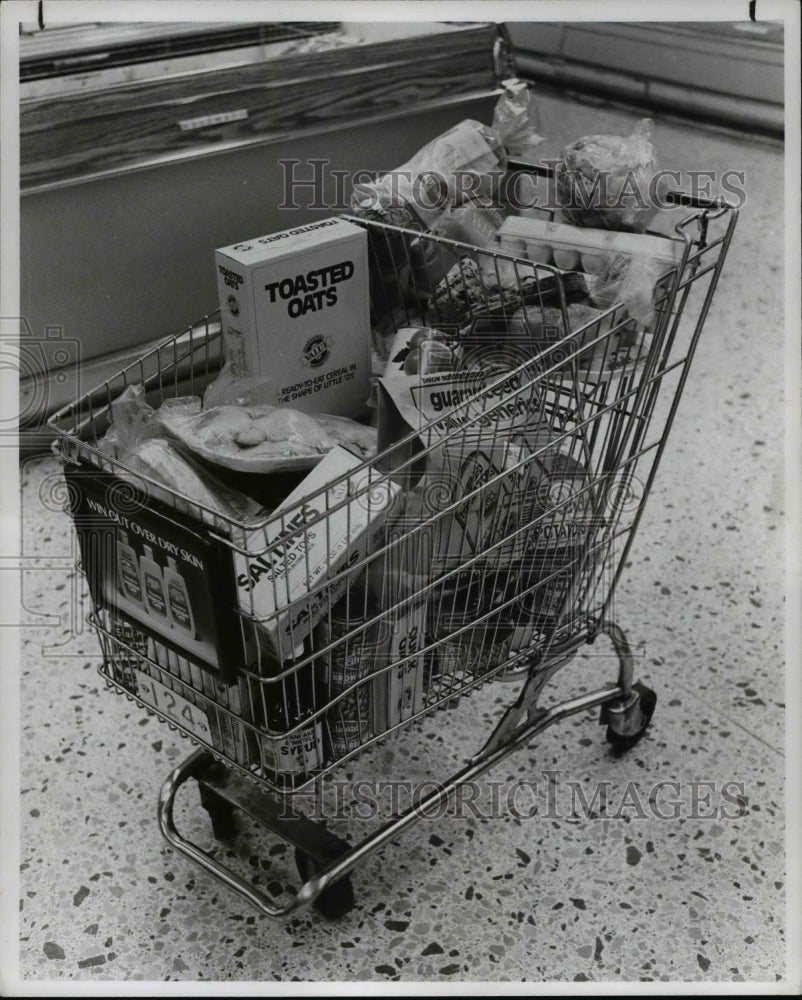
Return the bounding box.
[50,193,737,919]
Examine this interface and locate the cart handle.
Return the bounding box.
[663,190,734,211]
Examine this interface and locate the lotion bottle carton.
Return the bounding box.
[117,530,145,608]
[164,555,196,639]
[140,544,171,625]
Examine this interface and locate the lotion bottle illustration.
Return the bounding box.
[140,545,171,623]
[164,556,196,639]
[117,531,145,608]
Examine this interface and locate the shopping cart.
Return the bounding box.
[50,191,737,919]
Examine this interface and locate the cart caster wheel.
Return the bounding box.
[294,847,355,920]
[199,786,238,841]
[603,681,657,753]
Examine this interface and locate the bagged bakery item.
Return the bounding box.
[351,83,546,232]
[350,118,507,232]
[555,119,658,232]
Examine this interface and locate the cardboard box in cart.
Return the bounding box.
[215,217,371,417]
[235,446,399,662]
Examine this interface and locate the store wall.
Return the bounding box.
[507,21,783,135]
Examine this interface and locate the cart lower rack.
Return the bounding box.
[50,193,737,918]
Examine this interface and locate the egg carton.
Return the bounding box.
[497,216,684,275]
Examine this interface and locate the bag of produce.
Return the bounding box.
[585,250,670,329]
[555,119,658,232]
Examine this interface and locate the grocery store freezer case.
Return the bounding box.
[19,21,507,436]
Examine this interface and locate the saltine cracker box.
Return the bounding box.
[215,217,371,417]
[236,445,400,662]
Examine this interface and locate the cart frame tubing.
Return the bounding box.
[158,622,634,917]
[598,199,739,624]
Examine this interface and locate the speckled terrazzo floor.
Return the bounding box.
[15,92,792,988]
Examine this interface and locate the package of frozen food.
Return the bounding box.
[200,369,378,457]
[156,398,377,474]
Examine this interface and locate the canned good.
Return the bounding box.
[314,586,382,762]
[513,545,582,630]
[453,442,589,570]
[259,642,324,786]
[431,571,514,693]
[108,613,153,692]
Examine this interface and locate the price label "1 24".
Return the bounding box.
[135,670,212,742]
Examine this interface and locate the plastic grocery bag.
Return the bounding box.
[491,78,545,159]
[585,250,671,330]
